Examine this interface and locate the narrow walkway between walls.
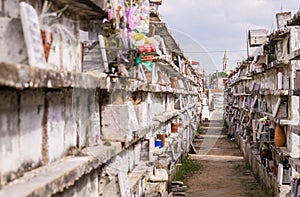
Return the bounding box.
[185,110,271,197]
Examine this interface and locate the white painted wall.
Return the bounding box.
[87,91,101,146]
[63,90,77,152]
[102,102,139,142]
[289,132,300,158]
[290,96,300,125]
[0,91,20,176]
[20,90,44,167]
[0,18,28,65]
[47,92,65,163]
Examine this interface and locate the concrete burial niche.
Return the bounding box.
[0,90,20,184]
[102,102,139,142]
[46,91,65,163]
[0,1,203,196]
[248,29,267,47]
[0,18,28,65]
[19,89,44,169]
[276,12,292,31]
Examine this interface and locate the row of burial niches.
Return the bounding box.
[2,1,199,87]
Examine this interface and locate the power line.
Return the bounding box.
[184,49,247,54]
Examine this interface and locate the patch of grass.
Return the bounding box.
[195,124,206,137]
[175,155,201,182]
[195,128,203,136]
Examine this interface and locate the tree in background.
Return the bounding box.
[210,71,228,81]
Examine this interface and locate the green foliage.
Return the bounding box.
[195,127,204,136]
[210,71,228,81]
[175,155,201,182]
[219,71,228,77]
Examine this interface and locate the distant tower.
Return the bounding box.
[223,49,230,74]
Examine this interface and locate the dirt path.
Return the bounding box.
[185,117,270,197]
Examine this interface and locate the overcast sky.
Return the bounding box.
[159,0,300,73]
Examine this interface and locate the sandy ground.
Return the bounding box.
[185,111,270,197]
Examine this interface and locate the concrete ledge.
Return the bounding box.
[0,62,107,90]
[153,110,181,122]
[0,62,199,96]
[0,144,118,197]
[128,162,150,192]
[124,121,161,149]
[137,83,197,95]
[153,103,197,123]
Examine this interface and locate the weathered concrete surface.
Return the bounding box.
[48,18,81,72]
[0,143,121,197]
[0,62,107,90]
[0,18,28,65]
[46,91,65,163]
[102,102,139,142]
[63,89,77,153]
[0,90,20,186]
[0,156,94,197]
[86,91,101,146]
[53,170,99,197]
[0,87,103,187]
[20,89,44,170]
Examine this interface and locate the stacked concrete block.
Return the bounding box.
[148,94,165,122]
[47,26,62,70]
[86,91,101,146]
[166,94,175,112]
[61,18,80,72]
[20,89,44,169]
[140,140,150,161]
[0,91,20,185]
[99,176,120,197]
[276,12,291,30]
[149,102,164,119]
[290,96,300,125]
[289,27,300,52]
[102,101,139,142]
[145,169,168,196]
[151,63,159,84]
[166,122,171,136]
[148,137,155,162]
[63,89,77,151]
[134,103,148,128]
[46,17,81,71]
[128,146,135,172]
[0,18,28,65]
[46,91,65,163]
[134,143,141,164]
[290,132,300,158]
[73,89,100,147]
